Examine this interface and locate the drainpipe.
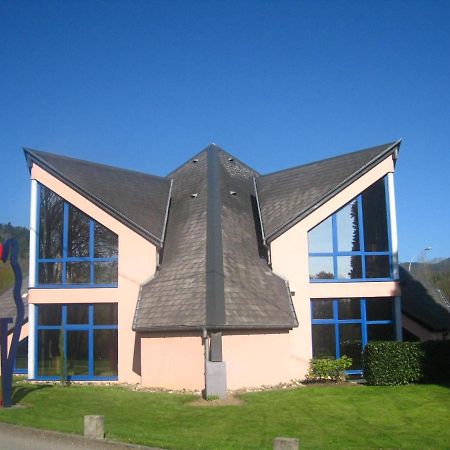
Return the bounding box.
[202,327,209,395]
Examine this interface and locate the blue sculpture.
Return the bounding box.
[0,238,24,408]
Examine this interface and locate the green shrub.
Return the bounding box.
[421,340,450,383]
[363,341,424,385]
[363,340,450,386]
[306,356,352,382]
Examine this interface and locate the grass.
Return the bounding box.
[0,381,450,449]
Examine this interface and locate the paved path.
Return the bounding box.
[0,422,163,450]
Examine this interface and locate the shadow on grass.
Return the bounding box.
[12,383,52,404]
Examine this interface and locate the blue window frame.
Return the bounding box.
[35,303,118,381]
[308,177,393,282]
[36,184,118,287]
[311,297,395,374]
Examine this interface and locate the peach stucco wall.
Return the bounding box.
[140,333,205,390]
[29,164,157,383]
[222,331,294,389]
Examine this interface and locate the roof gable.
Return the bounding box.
[24,148,172,246]
[255,141,400,243]
[133,145,298,331]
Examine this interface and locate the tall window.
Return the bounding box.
[308,177,392,281]
[36,303,118,380]
[311,297,395,373]
[38,184,118,287]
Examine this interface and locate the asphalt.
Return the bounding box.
[0,422,164,450]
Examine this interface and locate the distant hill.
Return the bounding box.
[0,223,29,294]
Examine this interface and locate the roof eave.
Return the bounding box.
[24,148,165,248]
[133,322,298,333]
[264,140,402,244]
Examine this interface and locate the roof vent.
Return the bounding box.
[191,193,198,198]
[228,157,234,162]
[229,191,237,196]
[193,158,199,163]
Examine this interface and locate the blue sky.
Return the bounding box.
[1,0,449,262]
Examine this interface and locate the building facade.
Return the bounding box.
[23,141,402,393]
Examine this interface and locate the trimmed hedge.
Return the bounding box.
[363,340,450,386]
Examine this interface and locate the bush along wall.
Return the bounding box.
[306,356,352,382]
[363,340,450,386]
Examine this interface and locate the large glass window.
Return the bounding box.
[14,337,28,374]
[37,184,118,287]
[308,177,392,281]
[311,297,395,373]
[36,303,118,380]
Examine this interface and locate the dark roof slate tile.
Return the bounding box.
[256,141,400,242]
[24,148,172,246]
[133,146,297,331]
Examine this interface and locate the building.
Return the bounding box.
[400,265,450,341]
[20,141,403,395]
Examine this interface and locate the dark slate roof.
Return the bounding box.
[255,141,401,243]
[133,145,298,331]
[400,266,450,332]
[0,277,28,332]
[24,148,172,247]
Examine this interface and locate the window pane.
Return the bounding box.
[338,298,360,320]
[337,256,362,279]
[362,178,389,252]
[94,222,118,258]
[67,331,89,376]
[339,324,362,370]
[94,303,118,325]
[15,338,28,371]
[38,262,62,284]
[367,324,394,341]
[309,257,334,280]
[312,325,336,358]
[67,304,89,324]
[366,298,393,321]
[336,199,360,251]
[37,329,61,376]
[365,255,391,278]
[94,261,118,284]
[67,205,90,257]
[39,185,64,259]
[311,299,334,319]
[94,330,118,376]
[38,304,62,325]
[308,217,332,253]
[66,262,91,284]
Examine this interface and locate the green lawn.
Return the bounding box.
[1,381,449,449]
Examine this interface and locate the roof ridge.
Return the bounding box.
[260,140,401,243]
[259,141,400,178]
[24,147,169,181]
[24,147,170,246]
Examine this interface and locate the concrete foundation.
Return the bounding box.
[205,361,227,399]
